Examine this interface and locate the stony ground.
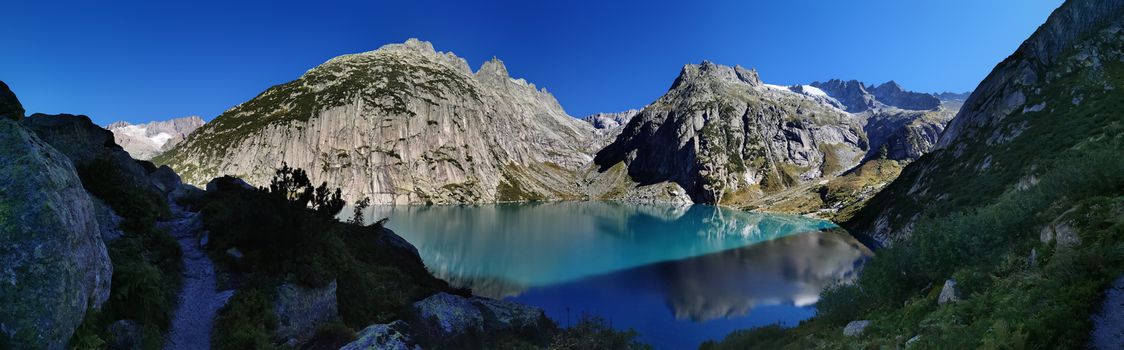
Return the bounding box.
[162,203,233,350]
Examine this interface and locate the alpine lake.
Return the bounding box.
[361,202,873,349]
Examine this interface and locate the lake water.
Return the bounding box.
[365,202,872,349]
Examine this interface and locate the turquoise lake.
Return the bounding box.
[365,202,872,349]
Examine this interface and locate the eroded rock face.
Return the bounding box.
[158,39,594,205]
[0,118,112,348]
[595,61,867,203]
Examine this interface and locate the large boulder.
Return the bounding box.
[408,292,485,342]
[938,279,961,305]
[0,81,24,121]
[339,320,421,350]
[406,292,547,346]
[0,119,112,348]
[22,113,153,189]
[843,320,871,337]
[469,297,547,333]
[274,280,339,344]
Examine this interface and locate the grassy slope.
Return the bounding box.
[704,20,1124,350]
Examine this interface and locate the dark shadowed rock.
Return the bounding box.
[205,175,254,192]
[469,296,547,333]
[409,292,485,342]
[0,80,24,121]
[275,280,340,344]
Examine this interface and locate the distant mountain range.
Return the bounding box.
[107,116,204,160]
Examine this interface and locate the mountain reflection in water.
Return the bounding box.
[510,229,872,348]
[364,202,840,295]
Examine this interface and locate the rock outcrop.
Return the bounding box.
[157,39,594,205]
[938,279,961,304]
[595,61,867,204]
[843,320,871,337]
[0,117,112,348]
[0,80,24,121]
[405,292,547,347]
[340,320,421,350]
[107,116,204,160]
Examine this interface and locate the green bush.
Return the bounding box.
[69,157,182,350]
[213,287,277,350]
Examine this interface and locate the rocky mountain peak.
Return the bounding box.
[870,80,903,92]
[810,79,876,113]
[672,61,762,90]
[475,56,511,86]
[376,37,437,55]
[1,80,25,121]
[867,81,941,111]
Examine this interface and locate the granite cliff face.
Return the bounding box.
[0,89,112,348]
[594,62,868,204]
[107,116,204,160]
[158,39,594,204]
[847,0,1124,245]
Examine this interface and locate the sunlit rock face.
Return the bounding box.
[594,61,868,204]
[158,39,594,205]
[660,229,872,321]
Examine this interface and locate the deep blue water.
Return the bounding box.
[366,202,872,349]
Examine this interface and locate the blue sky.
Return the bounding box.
[2,0,1062,125]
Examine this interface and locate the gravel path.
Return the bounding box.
[1090,275,1124,350]
[163,204,234,350]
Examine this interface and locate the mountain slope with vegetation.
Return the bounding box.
[705,0,1124,348]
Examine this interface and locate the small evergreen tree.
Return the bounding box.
[350,197,371,225]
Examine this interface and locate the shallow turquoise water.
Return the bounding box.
[364,202,870,348]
